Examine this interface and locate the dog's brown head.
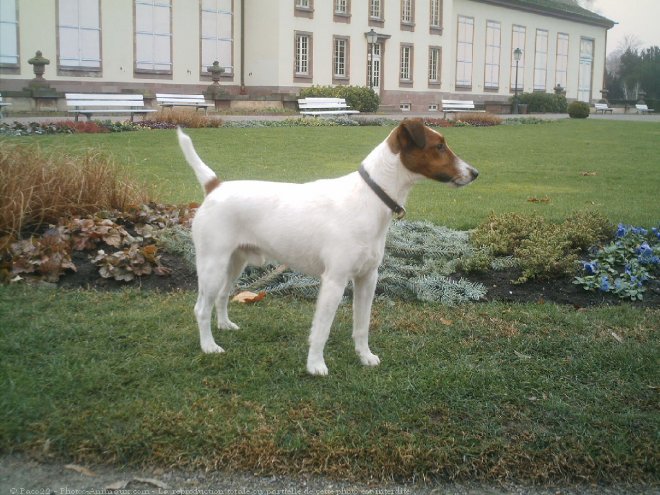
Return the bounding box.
[387,118,478,187]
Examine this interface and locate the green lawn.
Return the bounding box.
[1,119,659,484]
[1,287,657,483]
[21,119,660,229]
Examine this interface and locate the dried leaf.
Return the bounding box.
[232,291,266,304]
[514,350,532,360]
[64,464,96,477]
[105,479,129,491]
[527,196,551,203]
[439,317,453,326]
[134,478,169,489]
[610,331,624,343]
[580,171,598,176]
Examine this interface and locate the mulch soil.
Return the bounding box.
[55,250,660,308]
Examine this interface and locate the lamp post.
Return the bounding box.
[365,29,378,90]
[513,47,522,114]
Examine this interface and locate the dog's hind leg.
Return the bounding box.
[215,251,246,331]
[352,269,380,367]
[307,274,347,376]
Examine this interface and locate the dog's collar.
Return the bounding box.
[358,164,406,219]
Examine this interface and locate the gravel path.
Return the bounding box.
[1,454,657,495]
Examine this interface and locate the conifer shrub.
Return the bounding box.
[568,101,590,118]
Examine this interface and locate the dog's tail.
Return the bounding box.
[176,127,221,195]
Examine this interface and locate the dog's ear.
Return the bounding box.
[399,119,427,149]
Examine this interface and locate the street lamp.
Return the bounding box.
[365,29,378,90]
[513,47,522,114]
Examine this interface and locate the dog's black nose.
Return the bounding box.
[471,168,479,179]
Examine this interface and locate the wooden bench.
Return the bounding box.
[156,93,213,114]
[0,94,11,119]
[636,103,655,114]
[65,93,156,122]
[298,97,360,117]
[441,99,485,118]
[594,102,613,114]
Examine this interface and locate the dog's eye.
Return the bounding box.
[436,143,445,151]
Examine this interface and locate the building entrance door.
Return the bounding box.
[368,42,382,93]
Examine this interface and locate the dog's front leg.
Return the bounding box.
[352,269,380,367]
[307,275,346,376]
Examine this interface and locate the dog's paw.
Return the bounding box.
[359,352,380,367]
[306,360,329,376]
[201,342,225,354]
[218,319,240,331]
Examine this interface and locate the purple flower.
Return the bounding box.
[616,224,627,238]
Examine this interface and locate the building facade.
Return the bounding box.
[0,0,614,111]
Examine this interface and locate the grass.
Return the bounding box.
[1,119,659,484]
[0,142,149,238]
[5,119,658,230]
[0,286,657,483]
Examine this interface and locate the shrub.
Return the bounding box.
[456,113,503,127]
[568,101,590,119]
[515,92,568,113]
[470,210,613,282]
[0,143,150,239]
[299,85,380,112]
[141,109,222,128]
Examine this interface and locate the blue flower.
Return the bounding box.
[583,261,598,275]
[616,224,627,238]
[599,275,610,292]
[637,242,654,262]
[631,226,648,236]
[652,227,660,240]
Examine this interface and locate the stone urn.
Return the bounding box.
[28,51,50,81]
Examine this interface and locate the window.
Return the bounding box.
[369,0,382,20]
[334,0,348,14]
[455,15,473,88]
[0,0,19,66]
[400,44,413,82]
[201,0,233,76]
[295,32,312,77]
[578,37,594,102]
[296,0,310,7]
[135,0,172,73]
[484,20,500,89]
[429,46,441,84]
[555,33,569,89]
[510,25,525,90]
[430,0,442,29]
[533,29,548,91]
[333,37,348,79]
[401,0,413,24]
[58,0,101,69]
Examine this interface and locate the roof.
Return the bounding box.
[470,0,616,28]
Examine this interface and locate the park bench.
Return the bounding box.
[298,97,360,117]
[65,93,156,122]
[635,103,654,114]
[156,93,214,113]
[441,99,485,119]
[594,102,613,114]
[0,94,11,118]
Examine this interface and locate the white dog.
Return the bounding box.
[177,119,478,375]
